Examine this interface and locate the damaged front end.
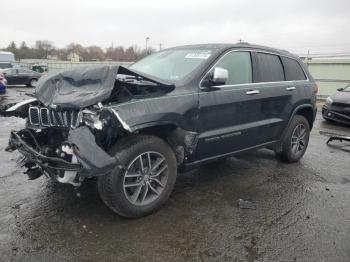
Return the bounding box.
[1,65,174,186]
[5,103,125,186]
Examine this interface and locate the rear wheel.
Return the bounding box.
[98,135,177,218]
[275,115,310,163]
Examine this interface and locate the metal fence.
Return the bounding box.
[18,59,350,98]
[18,60,132,73]
[306,59,350,98]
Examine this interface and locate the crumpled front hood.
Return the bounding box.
[331,91,350,104]
[35,65,119,110]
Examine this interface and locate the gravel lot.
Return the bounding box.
[0,87,349,262]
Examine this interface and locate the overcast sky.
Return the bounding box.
[2,0,350,55]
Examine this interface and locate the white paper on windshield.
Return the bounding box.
[185,53,211,59]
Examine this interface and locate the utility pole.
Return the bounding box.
[159,43,162,51]
[145,37,150,54]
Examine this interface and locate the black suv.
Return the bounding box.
[1,43,317,218]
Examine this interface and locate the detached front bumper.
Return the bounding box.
[8,131,81,172]
[7,126,121,184]
[322,105,350,125]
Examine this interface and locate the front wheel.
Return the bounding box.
[98,135,177,218]
[275,115,310,163]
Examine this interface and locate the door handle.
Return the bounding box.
[246,90,260,95]
[286,86,296,91]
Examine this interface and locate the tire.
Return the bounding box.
[97,135,177,218]
[275,115,310,163]
[28,78,38,87]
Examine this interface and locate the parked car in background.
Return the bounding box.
[322,84,350,125]
[2,68,42,87]
[0,73,7,93]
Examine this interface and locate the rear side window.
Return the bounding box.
[256,53,284,82]
[281,57,306,81]
[214,51,252,85]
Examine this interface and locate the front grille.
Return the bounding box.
[28,106,81,128]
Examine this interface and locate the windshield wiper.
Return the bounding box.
[116,74,157,86]
[117,66,174,87]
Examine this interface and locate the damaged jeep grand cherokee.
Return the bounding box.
[1,43,317,218]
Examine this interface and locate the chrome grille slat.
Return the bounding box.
[40,108,50,126]
[63,111,68,126]
[28,107,80,128]
[57,112,64,126]
[50,110,57,125]
[71,111,77,127]
[29,107,40,125]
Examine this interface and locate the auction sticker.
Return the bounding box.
[185,53,211,59]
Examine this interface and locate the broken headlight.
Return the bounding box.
[82,110,103,130]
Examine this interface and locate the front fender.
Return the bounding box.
[107,93,198,132]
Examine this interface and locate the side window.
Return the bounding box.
[256,53,284,82]
[281,57,306,81]
[18,69,30,74]
[214,51,252,85]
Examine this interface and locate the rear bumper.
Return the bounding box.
[322,106,350,125]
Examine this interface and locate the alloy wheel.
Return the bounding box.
[123,151,168,206]
[291,124,307,155]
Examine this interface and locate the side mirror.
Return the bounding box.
[211,67,228,86]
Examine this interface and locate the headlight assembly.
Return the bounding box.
[326,97,333,106]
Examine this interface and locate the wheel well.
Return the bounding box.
[295,107,314,129]
[135,124,196,165]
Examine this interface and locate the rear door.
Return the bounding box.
[250,52,298,143]
[280,56,310,114]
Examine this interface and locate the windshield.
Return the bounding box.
[129,48,214,82]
